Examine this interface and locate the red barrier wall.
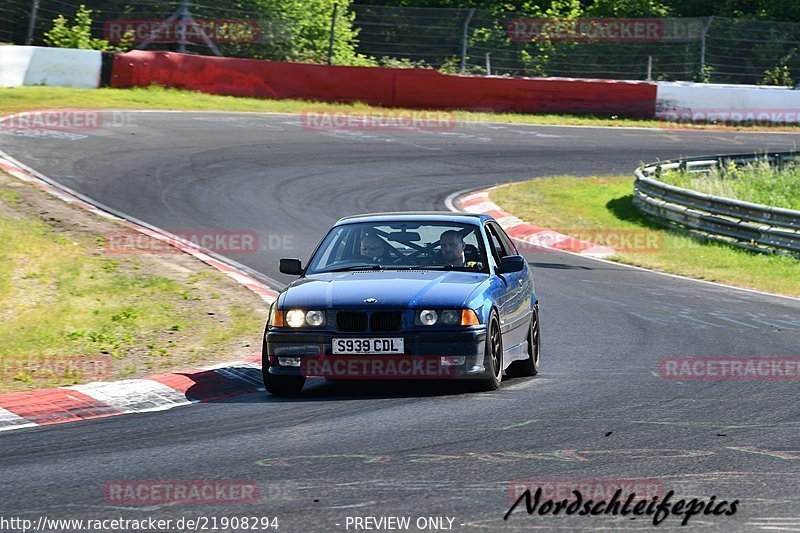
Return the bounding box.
[111,51,657,117]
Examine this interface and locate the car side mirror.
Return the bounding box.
[279,258,303,275]
[498,255,525,274]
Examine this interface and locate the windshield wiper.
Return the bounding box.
[327,265,385,272]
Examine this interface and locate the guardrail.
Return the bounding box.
[633,151,800,257]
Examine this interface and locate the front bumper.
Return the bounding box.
[265,328,487,379]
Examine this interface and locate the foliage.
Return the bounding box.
[43,5,114,51]
[660,161,800,211]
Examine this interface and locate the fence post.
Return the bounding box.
[25,0,40,45]
[177,0,190,54]
[328,2,338,65]
[460,8,475,74]
[699,16,713,80]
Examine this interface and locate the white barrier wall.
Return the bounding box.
[656,81,800,124]
[0,46,101,88]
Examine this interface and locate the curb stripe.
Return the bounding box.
[0,408,38,432]
[69,380,191,414]
[456,187,618,258]
[149,367,261,402]
[0,389,122,425]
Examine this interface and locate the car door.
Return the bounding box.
[494,223,533,346]
[485,222,526,348]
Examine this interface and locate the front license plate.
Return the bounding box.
[332,338,404,354]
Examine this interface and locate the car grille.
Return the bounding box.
[370,311,402,332]
[337,311,368,332]
[335,310,403,332]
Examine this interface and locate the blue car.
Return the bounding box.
[262,212,540,395]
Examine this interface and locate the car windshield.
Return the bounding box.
[305,221,489,274]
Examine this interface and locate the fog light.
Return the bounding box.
[278,357,302,367]
[440,356,466,366]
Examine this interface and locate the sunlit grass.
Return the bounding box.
[659,161,800,210]
[491,176,800,297]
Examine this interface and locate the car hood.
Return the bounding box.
[281,270,487,309]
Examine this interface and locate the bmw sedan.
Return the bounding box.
[262,212,540,395]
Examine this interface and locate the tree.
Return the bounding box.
[43,5,115,50]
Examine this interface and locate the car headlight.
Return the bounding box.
[416,309,474,326]
[439,310,460,325]
[419,309,438,326]
[284,309,326,328]
[306,310,325,327]
[285,309,306,328]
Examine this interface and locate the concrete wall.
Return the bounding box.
[0,46,101,88]
[656,81,800,124]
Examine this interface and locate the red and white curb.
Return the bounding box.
[0,150,280,432]
[0,355,264,432]
[455,187,617,258]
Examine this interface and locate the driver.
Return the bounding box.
[439,230,466,267]
[360,234,386,261]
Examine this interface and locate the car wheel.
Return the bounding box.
[264,370,306,395]
[473,310,503,391]
[506,306,540,378]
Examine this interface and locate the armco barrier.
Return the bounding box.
[0,46,102,88]
[633,152,800,256]
[110,51,657,117]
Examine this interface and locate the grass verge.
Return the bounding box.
[491,176,800,297]
[0,171,267,393]
[660,162,800,211]
[2,86,800,131]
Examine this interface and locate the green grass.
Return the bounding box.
[0,179,263,392]
[491,176,800,297]
[3,85,800,131]
[659,161,800,211]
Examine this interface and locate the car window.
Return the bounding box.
[305,221,490,274]
[494,224,518,255]
[485,223,511,265]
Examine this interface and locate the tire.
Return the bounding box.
[506,307,540,378]
[473,310,503,391]
[264,370,306,396]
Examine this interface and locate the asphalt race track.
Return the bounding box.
[1,112,799,532]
